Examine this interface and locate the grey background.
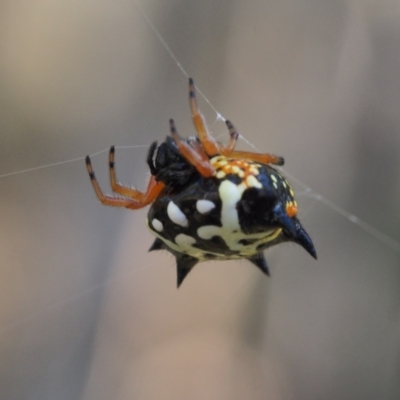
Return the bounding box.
[0,1,400,399]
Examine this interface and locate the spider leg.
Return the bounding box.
[219,119,283,165]
[228,150,284,166]
[86,156,165,209]
[188,78,220,157]
[146,141,158,176]
[188,78,282,165]
[219,120,239,156]
[109,146,142,199]
[169,118,215,178]
[126,175,165,209]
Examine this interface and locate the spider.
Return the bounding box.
[86,78,316,287]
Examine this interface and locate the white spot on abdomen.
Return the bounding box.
[218,180,244,231]
[198,225,221,240]
[197,180,246,250]
[175,234,196,247]
[196,199,216,214]
[167,201,188,227]
[152,218,163,232]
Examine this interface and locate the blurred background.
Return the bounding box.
[1,1,400,399]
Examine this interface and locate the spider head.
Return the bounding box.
[147,137,198,189]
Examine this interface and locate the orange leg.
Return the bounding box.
[169,119,215,178]
[219,120,282,165]
[186,78,282,169]
[189,78,220,157]
[219,120,239,156]
[86,156,165,209]
[109,146,142,199]
[228,150,284,166]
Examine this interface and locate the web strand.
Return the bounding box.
[0,145,149,179]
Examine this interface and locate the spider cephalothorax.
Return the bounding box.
[146,136,197,189]
[86,78,316,287]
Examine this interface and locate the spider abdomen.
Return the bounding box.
[147,156,315,286]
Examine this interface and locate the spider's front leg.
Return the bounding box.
[109,146,142,199]
[85,155,165,209]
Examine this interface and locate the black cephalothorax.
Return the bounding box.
[147,137,198,190]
